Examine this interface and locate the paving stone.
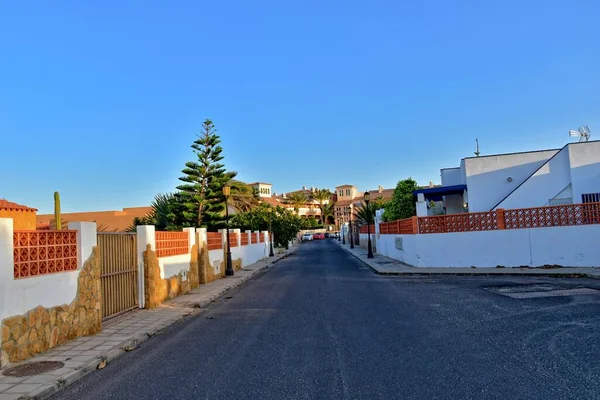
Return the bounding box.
[0,384,15,392]
[4,383,42,393]
[0,393,22,400]
[0,377,26,384]
[94,345,115,352]
[22,374,55,384]
[69,355,99,362]
[60,351,84,356]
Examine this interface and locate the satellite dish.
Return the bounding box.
[569,125,591,142]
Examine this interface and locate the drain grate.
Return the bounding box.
[486,284,600,299]
[3,361,64,377]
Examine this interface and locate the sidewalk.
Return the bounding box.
[336,241,600,278]
[0,246,297,400]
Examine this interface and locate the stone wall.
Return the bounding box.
[143,244,200,309]
[198,244,242,284]
[199,244,224,284]
[1,247,101,367]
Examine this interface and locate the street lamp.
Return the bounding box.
[338,211,341,242]
[268,207,275,257]
[349,210,355,249]
[364,191,374,258]
[342,210,346,245]
[223,184,234,276]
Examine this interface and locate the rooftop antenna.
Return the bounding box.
[569,125,591,142]
[474,138,481,157]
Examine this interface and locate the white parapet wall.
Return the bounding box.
[377,224,600,268]
[0,218,97,321]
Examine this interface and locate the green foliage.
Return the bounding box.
[286,192,307,213]
[301,216,319,229]
[312,188,331,225]
[54,191,61,230]
[176,119,237,228]
[382,178,418,221]
[228,180,259,213]
[353,201,384,226]
[321,202,335,225]
[127,193,183,232]
[230,204,302,248]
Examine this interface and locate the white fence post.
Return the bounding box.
[0,218,14,282]
[136,225,156,309]
[68,222,97,269]
[197,228,207,249]
[232,228,241,247]
[183,227,195,251]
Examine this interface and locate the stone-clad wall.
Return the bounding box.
[1,248,102,367]
[144,244,200,309]
[198,243,242,284]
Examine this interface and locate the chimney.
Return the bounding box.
[378,185,384,193]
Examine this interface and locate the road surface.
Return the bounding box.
[53,239,600,400]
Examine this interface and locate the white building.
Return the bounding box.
[415,141,600,216]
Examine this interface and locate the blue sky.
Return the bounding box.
[1,1,599,214]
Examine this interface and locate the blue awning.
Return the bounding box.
[413,184,467,202]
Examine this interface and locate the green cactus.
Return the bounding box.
[54,191,62,230]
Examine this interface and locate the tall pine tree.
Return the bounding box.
[177,119,236,228]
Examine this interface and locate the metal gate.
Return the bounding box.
[97,233,138,320]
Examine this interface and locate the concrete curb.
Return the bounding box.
[22,246,298,400]
[336,242,600,280]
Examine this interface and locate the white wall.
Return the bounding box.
[568,141,600,204]
[199,229,269,276]
[0,219,97,321]
[444,195,464,214]
[465,150,558,211]
[377,224,600,267]
[495,146,571,209]
[441,168,463,186]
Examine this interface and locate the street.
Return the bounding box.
[54,240,600,400]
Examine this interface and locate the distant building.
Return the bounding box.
[334,185,394,226]
[0,200,37,230]
[414,140,600,216]
[249,182,394,226]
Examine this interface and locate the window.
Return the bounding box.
[582,193,600,203]
[339,190,343,196]
[345,189,350,196]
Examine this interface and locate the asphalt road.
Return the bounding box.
[54,240,600,400]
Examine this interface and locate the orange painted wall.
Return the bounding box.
[37,207,152,232]
[0,209,37,230]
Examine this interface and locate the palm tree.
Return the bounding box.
[312,189,331,225]
[321,202,335,226]
[287,192,308,214]
[228,180,259,213]
[353,201,383,226]
[127,193,177,231]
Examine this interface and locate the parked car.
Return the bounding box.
[301,233,313,242]
[313,233,325,240]
[324,233,331,238]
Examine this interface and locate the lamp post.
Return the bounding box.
[342,210,346,245]
[268,207,275,257]
[338,211,341,241]
[349,210,354,249]
[364,191,374,258]
[223,184,234,276]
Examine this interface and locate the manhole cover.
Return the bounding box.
[3,361,64,377]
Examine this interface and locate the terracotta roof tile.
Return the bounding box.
[0,199,37,212]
